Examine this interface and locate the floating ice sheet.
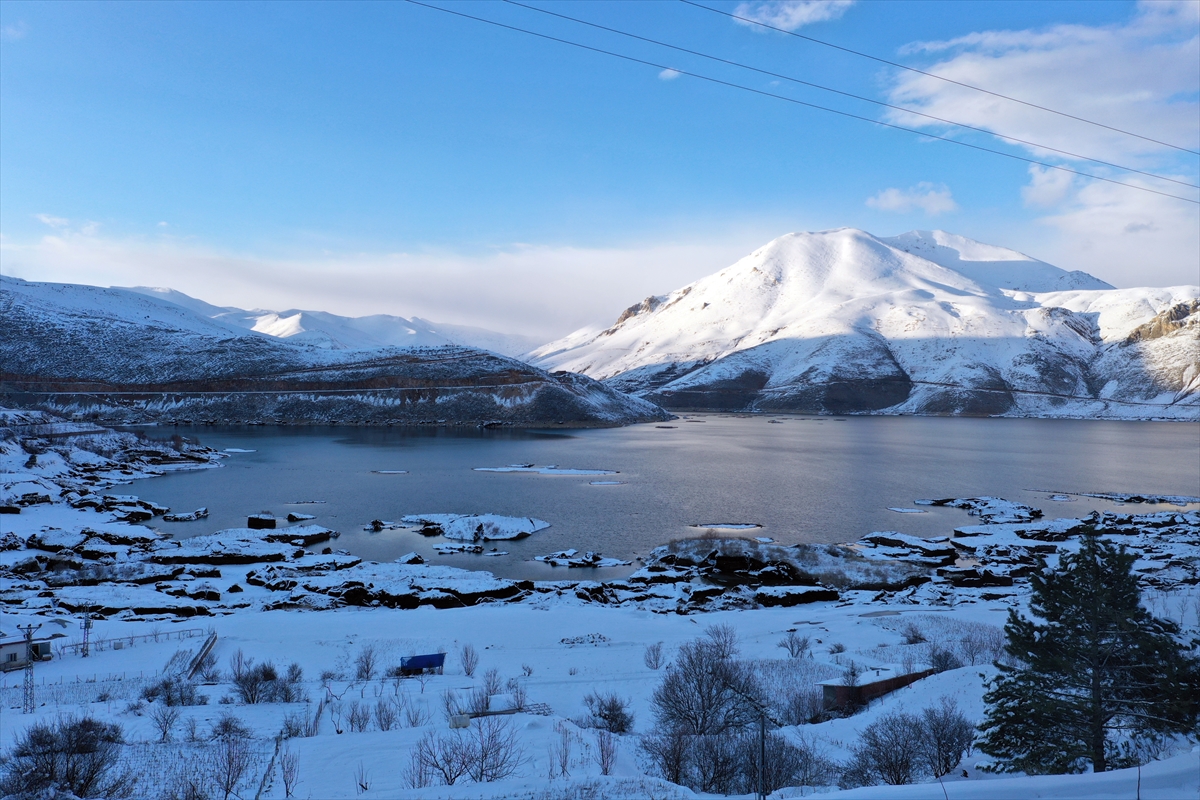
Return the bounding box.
[475,465,617,476]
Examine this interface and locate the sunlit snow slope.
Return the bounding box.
[529,229,1198,419]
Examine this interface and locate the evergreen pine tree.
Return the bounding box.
[978,535,1199,774]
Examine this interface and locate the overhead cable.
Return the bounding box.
[680,0,1200,157]
[403,0,1199,205]
[504,0,1197,190]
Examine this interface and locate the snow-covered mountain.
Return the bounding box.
[123,286,542,357]
[0,277,666,426]
[529,229,1198,419]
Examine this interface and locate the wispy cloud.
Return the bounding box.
[1031,174,1199,289]
[35,214,70,229]
[732,1,854,31]
[0,231,775,340]
[658,68,681,81]
[1021,166,1074,208]
[887,1,1200,165]
[1,21,28,40]
[866,183,958,216]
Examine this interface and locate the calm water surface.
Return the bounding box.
[125,415,1200,580]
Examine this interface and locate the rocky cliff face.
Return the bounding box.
[530,229,1198,419]
[0,277,667,426]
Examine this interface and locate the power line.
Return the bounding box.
[680,0,1200,158]
[504,0,1198,190]
[403,0,1200,205]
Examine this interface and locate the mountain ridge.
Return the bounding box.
[0,276,667,427]
[529,228,1197,419]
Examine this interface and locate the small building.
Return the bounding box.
[0,634,58,671]
[819,664,937,711]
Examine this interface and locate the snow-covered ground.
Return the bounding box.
[1,410,1197,798]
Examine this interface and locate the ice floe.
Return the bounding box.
[371,470,408,474]
[474,465,618,476]
[534,549,631,568]
[887,507,927,514]
[223,448,256,453]
[403,513,550,541]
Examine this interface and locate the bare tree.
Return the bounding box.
[650,638,759,736]
[405,702,431,728]
[470,716,525,782]
[459,643,479,678]
[441,690,461,721]
[375,697,399,731]
[777,631,811,659]
[482,668,503,697]
[467,686,491,715]
[354,645,377,681]
[548,721,574,779]
[704,623,739,660]
[150,704,181,742]
[347,700,371,732]
[841,710,925,787]
[280,747,300,798]
[594,729,617,776]
[211,734,254,800]
[583,691,634,734]
[921,697,975,778]
[506,679,528,712]
[643,641,665,670]
[409,730,472,786]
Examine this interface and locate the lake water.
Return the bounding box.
[126,415,1200,580]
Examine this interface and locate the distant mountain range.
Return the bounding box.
[3,228,1195,422]
[121,286,543,357]
[529,229,1198,419]
[0,277,665,426]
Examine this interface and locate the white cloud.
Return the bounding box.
[866,183,958,216]
[1021,166,1075,208]
[658,68,681,81]
[732,0,854,31]
[1030,176,1200,289]
[887,1,1200,167]
[0,232,773,341]
[35,214,70,229]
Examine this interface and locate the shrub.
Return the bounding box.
[459,643,479,677]
[929,647,963,673]
[922,697,975,778]
[354,645,377,681]
[142,675,207,707]
[841,711,925,787]
[0,715,135,798]
[231,659,305,704]
[583,691,634,734]
[643,641,665,670]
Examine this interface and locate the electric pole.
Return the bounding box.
[17,624,40,714]
[80,608,93,657]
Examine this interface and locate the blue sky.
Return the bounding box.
[1,1,1196,337]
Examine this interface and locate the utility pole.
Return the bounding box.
[80,608,93,657]
[17,624,40,714]
[710,667,780,800]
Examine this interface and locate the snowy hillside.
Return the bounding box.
[529,229,1198,419]
[0,277,667,426]
[124,285,542,357]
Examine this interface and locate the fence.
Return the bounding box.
[57,627,206,657]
